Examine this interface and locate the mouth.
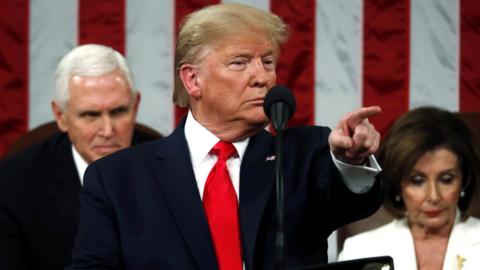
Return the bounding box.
[248,97,265,106]
[423,210,443,218]
[94,145,120,155]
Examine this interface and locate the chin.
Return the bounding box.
[423,217,450,229]
[247,111,269,124]
[93,150,115,161]
[247,120,268,131]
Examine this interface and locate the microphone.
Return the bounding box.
[263,85,296,131]
[263,85,296,270]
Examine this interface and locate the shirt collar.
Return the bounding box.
[71,145,88,185]
[184,111,249,168]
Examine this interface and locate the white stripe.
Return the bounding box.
[222,0,269,11]
[126,0,174,135]
[315,2,362,260]
[315,0,363,128]
[409,0,460,111]
[29,0,77,129]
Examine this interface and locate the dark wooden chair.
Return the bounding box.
[4,121,162,159]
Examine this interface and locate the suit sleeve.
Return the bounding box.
[310,127,384,233]
[66,162,122,270]
[0,186,28,270]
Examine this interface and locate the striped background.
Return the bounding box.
[1,0,479,158]
[1,0,479,261]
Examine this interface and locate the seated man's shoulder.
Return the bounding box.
[93,137,162,167]
[1,133,68,175]
[4,132,67,159]
[0,133,70,196]
[131,127,162,146]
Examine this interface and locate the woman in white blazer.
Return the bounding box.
[338,107,480,270]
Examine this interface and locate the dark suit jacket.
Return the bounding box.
[0,130,157,270]
[68,122,383,270]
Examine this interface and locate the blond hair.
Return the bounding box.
[173,3,288,107]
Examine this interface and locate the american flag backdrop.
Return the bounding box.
[1,0,480,158]
[1,0,479,261]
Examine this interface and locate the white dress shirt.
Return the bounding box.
[72,145,88,186]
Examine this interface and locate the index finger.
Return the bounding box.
[346,106,381,128]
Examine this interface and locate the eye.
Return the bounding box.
[229,58,247,70]
[408,174,425,186]
[79,111,100,119]
[263,57,276,70]
[110,106,129,117]
[438,173,455,184]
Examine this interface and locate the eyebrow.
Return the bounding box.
[77,104,130,116]
[228,49,275,58]
[410,167,460,175]
[109,105,130,113]
[262,49,275,56]
[78,110,100,117]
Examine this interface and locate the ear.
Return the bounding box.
[132,91,141,114]
[51,101,68,132]
[179,64,201,98]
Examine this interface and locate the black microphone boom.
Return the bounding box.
[263,85,296,270]
[263,85,296,131]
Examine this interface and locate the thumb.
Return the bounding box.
[328,129,353,152]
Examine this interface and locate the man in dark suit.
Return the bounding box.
[68,4,383,270]
[0,44,158,270]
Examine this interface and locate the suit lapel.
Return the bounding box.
[239,130,276,270]
[47,134,82,228]
[148,124,218,270]
[393,219,418,270]
[444,217,480,269]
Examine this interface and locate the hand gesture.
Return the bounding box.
[328,106,381,165]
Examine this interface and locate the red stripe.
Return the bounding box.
[460,0,480,112]
[174,0,220,126]
[0,0,29,158]
[271,0,316,126]
[362,0,410,134]
[78,0,126,54]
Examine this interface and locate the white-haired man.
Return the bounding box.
[0,44,158,270]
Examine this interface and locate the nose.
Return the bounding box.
[249,59,268,88]
[427,183,440,203]
[98,116,114,138]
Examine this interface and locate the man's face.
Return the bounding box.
[52,70,140,163]
[189,34,277,130]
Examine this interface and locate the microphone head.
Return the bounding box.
[263,85,296,120]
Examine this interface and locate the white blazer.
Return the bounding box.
[338,216,480,270]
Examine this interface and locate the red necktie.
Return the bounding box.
[203,141,242,270]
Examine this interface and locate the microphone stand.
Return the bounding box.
[274,127,285,270]
[270,104,290,270]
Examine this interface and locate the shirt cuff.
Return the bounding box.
[330,152,382,194]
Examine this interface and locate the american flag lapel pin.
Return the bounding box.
[265,155,276,161]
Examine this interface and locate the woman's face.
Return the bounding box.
[401,147,462,231]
